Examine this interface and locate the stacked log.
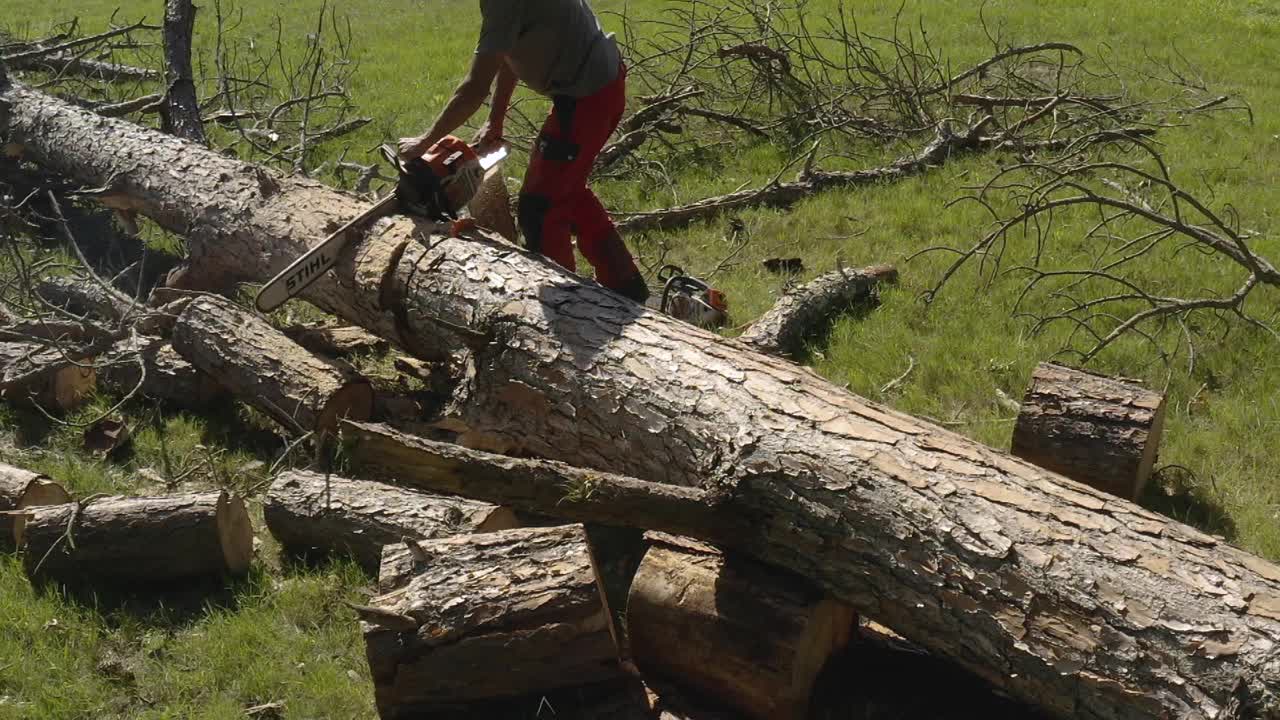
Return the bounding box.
[0,463,70,549]
[363,525,620,718]
[22,490,253,585]
[0,340,96,410]
[627,533,856,720]
[1012,362,1167,500]
[263,470,519,573]
[9,77,1280,719]
[171,295,373,435]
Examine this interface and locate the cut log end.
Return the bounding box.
[217,492,254,575]
[317,380,374,434]
[626,533,856,720]
[2,464,72,549]
[10,479,72,547]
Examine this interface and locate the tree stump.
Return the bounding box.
[1011,362,1167,500]
[22,490,253,585]
[364,525,620,718]
[171,295,373,435]
[264,470,519,573]
[626,533,856,720]
[0,463,70,549]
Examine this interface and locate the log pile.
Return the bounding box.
[0,462,70,549]
[7,75,1280,720]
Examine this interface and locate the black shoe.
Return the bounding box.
[613,272,650,304]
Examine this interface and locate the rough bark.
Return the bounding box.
[363,525,620,718]
[160,0,206,144]
[263,469,519,573]
[1012,362,1166,501]
[627,533,856,720]
[171,295,373,434]
[100,336,223,409]
[22,490,252,584]
[0,340,97,409]
[7,81,1280,720]
[36,276,131,323]
[281,324,389,359]
[0,462,70,549]
[738,264,898,358]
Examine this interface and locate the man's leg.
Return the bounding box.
[518,67,646,300]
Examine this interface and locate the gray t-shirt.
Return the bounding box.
[476,0,621,98]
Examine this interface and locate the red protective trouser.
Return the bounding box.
[519,64,641,291]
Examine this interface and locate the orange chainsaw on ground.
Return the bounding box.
[254,137,508,314]
[652,264,728,329]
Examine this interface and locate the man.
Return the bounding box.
[399,0,649,303]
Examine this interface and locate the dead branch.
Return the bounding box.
[917,134,1279,366]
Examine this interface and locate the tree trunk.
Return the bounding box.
[0,340,96,410]
[1012,362,1166,501]
[160,0,206,144]
[22,490,252,584]
[100,336,223,409]
[627,533,856,720]
[281,324,389,359]
[171,295,373,435]
[7,81,1280,720]
[264,469,519,573]
[738,264,898,358]
[0,462,70,549]
[363,524,620,718]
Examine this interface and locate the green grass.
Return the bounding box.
[4,0,1280,715]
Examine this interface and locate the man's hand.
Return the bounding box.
[398,135,431,160]
[472,121,504,152]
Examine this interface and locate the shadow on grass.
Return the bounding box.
[1140,465,1237,542]
[25,563,273,631]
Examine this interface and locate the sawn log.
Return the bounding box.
[739,264,898,358]
[1012,362,1166,501]
[0,462,70,549]
[171,295,373,435]
[6,76,1280,720]
[363,525,620,718]
[264,469,518,573]
[22,490,252,584]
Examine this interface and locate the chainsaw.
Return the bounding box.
[254,136,508,314]
[653,264,728,329]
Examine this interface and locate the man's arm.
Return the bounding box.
[399,52,504,158]
[475,61,518,147]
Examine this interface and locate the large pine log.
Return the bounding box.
[172,295,373,434]
[21,490,252,584]
[264,469,518,573]
[627,533,856,720]
[0,462,70,549]
[1012,362,1166,501]
[363,525,620,718]
[7,78,1280,720]
[738,264,898,358]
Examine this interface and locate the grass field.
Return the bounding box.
[3,0,1280,716]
